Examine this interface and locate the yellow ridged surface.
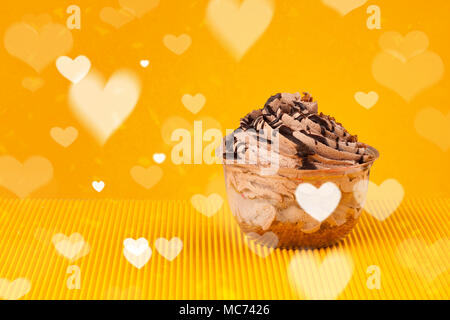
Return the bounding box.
[0,198,448,300]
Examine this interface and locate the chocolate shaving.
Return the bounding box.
[301,92,313,102]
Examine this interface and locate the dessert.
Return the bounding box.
[220,92,378,248]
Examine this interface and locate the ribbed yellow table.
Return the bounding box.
[0,198,448,300]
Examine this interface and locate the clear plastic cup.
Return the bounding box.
[222,146,379,248]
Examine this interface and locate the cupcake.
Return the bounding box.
[220,92,378,248]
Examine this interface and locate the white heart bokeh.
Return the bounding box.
[288,249,354,300]
[92,181,105,192]
[69,69,141,145]
[56,55,91,84]
[123,238,152,269]
[154,237,183,261]
[153,153,166,164]
[295,182,341,222]
[244,231,279,258]
[140,60,149,68]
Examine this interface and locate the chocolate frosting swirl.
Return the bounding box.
[222,92,376,170]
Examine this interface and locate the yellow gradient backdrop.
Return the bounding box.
[0,0,449,200]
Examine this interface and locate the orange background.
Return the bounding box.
[0,0,449,200]
[0,0,449,301]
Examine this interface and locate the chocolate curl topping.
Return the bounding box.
[226,92,374,169]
